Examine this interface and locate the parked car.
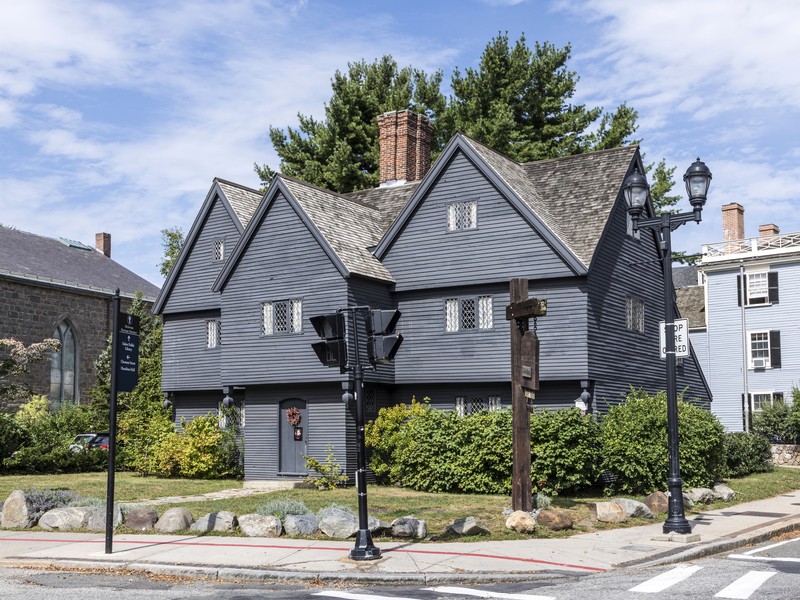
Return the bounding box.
[86,433,110,450]
[69,433,98,452]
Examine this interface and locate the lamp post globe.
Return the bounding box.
[683,158,713,215]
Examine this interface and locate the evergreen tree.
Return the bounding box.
[645,158,695,264]
[257,56,446,192]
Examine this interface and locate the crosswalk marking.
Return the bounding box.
[314,592,419,600]
[425,585,555,599]
[714,571,776,599]
[628,565,704,593]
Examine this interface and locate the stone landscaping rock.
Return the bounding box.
[390,516,427,539]
[38,507,94,531]
[124,507,158,531]
[190,511,237,532]
[685,488,714,504]
[589,501,627,523]
[87,505,123,531]
[368,515,390,534]
[318,506,358,539]
[155,507,194,533]
[284,513,318,536]
[238,514,282,537]
[613,498,654,519]
[505,510,536,534]
[448,516,489,536]
[644,491,669,514]
[712,484,736,502]
[681,493,694,509]
[1,490,36,529]
[536,509,574,531]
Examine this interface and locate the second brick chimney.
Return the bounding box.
[758,223,780,237]
[95,232,111,258]
[377,110,433,186]
[722,203,744,241]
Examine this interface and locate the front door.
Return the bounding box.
[279,398,307,475]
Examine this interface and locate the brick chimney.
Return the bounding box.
[95,232,111,257]
[722,203,744,241]
[377,110,433,186]
[758,223,780,237]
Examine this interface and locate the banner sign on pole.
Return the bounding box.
[116,313,140,392]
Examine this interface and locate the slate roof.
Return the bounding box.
[0,226,160,300]
[345,183,419,232]
[676,285,706,329]
[280,176,394,282]
[673,265,699,289]
[215,178,262,228]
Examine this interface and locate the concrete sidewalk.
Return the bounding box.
[0,489,798,584]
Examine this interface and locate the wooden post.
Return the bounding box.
[509,278,532,512]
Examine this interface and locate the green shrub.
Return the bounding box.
[304,445,349,490]
[3,446,107,475]
[600,389,725,495]
[393,407,462,492]
[752,401,796,443]
[0,412,31,463]
[450,409,513,494]
[365,398,431,484]
[722,432,773,478]
[256,497,309,520]
[530,408,601,496]
[23,488,78,519]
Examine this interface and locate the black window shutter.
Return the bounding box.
[775,392,784,404]
[737,274,742,306]
[768,271,779,304]
[770,330,781,368]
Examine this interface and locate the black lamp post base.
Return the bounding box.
[350,529,382,561]
[663,517,693,535]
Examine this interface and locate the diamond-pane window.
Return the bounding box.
[447,200,477,231]
[478,296,493,329]
[261,302,273,335]
[626,296,645,333]
[206,320,220,348]
[455,396,466,417]
[445,298,459,332]
[445,296,494,332]
[488,396,502,411]
[461,298,476,329]
[261,299,302,335]
[213,239,225,261]
[470,397,486,413]
[365,388,377,417]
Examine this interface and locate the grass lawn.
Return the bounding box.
[2,468,799,541]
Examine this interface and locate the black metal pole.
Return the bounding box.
[660,217,691,535]
[105,289,120,553]
[349,308,380,560]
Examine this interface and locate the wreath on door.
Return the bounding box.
[286,407,302,426]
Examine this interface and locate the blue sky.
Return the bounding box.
[2,0,799,286]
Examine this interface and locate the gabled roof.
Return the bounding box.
[344,183,419,232]
[153,178,263,314]
[0,226,159,300]
[374,134,637,273]
[213,175,393,292]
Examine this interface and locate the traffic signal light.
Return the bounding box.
[366,309,403,365]
[311,313,347,369]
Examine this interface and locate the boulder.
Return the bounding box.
[190,511,237,532]
[536,509,574,531]
[448,516,490,536]
[505,510,536,534]
[86,505,123,531]
[318,506,358,539]
[1,490,36,529]
[238,514,282,537]
[644,491,669,514]
[38,507,94,531]
[712,484,736,502]
[685,488,715,504]
[589,501,627,523]
[682,493,695,509]
[390,516,427,539]
[155,507,194,533]
[283,513,318,536]
[368,515,390,534]
[124,507,159,531]
[613,498,654,519]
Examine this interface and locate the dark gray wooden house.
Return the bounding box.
[155,110,711,483]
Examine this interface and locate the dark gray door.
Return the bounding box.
[279,398,307,475]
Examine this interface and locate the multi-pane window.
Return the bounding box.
[213,239,225,261]
[746,272,768,305]
[749,331,770,368]
[456,395,503,416]
[50,320,77,409]
[739,270,778,306]
[445,296,493,332]
[751,391,784,412]
[206,320,220,348]
[626,296,645,333]
[447,200,477,231]
[261,299,302,335]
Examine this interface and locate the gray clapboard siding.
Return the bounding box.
[389,381,578,412]
[382,151,575,292]
[220,192,349,386]
[172,390,220,427]
[162,196,239,313]
[162,312,221,390]
[347,277,396,385]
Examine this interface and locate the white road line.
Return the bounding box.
[313,591,419,600]
[728,554,800,564]
[425,586,555,600]
[735,538,798,556]
[628,565,704,593]
[714,571,776,599]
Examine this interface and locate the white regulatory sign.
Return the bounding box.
[659,318,689,358]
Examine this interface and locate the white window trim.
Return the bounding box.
[447,200,478,231]
[261,298,303,335]
[750,390,783,412]
[206,320,220,349]
[745,269,770,306]
[445,295,494,333]
[748,329,771,369]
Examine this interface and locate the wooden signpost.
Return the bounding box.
[506,278,546,512]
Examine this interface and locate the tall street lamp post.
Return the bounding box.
[624,158,712,535]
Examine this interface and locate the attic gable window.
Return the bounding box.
[445,295,493,332]
[262,299,302,335]
[213,239,225,261]
[447,200,477,231]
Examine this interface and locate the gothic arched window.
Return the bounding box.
[50,320,77,409]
